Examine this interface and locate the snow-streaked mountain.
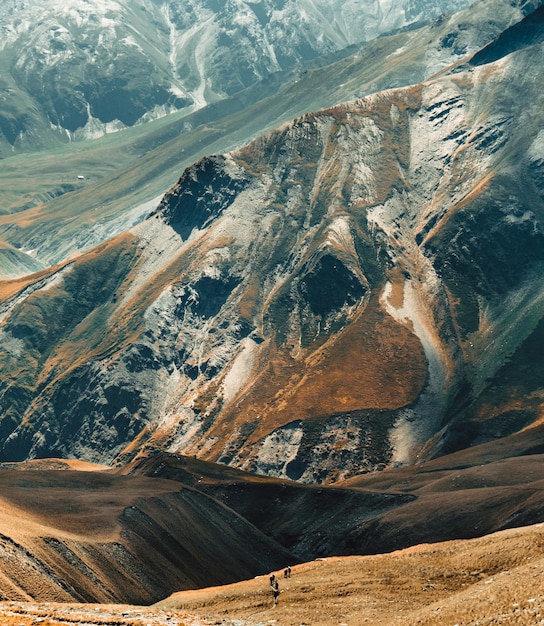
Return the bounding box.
[0,0,475,153]
[0,3,543,482]
[0,0,535,283]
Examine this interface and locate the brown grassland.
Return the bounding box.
[1,522,544,625]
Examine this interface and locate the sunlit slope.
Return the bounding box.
[0,4,543,481]
[1,0,479,157]
[156,523,544,626]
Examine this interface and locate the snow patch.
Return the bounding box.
[122,219,185,305]
[323,215,357,256]
[170,84,187,99]
[161,3,179,81]
[72,105,127,140]
[137,103,184,124]
[503,211,538,226]
[381,279,447,465]
[121,35,143,52]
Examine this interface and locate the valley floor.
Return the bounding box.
[2,523,544,626]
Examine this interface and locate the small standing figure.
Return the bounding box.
[284,565,291,578]
[269,572,276,587]
[273,579,280,606]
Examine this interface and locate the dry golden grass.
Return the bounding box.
[157,523,544,626]
[5,523,542,625]
[0,602,216,625]
[0,460,296,606]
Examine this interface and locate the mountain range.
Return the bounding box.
[1,0,537,276]
[0,0,473,155]
[1,0,506,280]
[0,0,543,618]
[1,0,543,479]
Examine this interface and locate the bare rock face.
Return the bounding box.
[0,5,543,482]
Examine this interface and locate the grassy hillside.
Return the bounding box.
[0,460,293,603]
[3,522,544,626]
[156,523,544,625]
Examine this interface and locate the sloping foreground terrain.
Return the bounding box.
[129,433,544,560]
[0,436,543,607]
[1,517,544,624]
[157,522,544,626]
[0,3,543,481]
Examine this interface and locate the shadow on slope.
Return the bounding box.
[0,0,527,274]
[127,429,544,561]
[469,3,544,66]
[122,451,414,561]
[0,464,292,603]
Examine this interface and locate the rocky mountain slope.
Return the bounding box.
[0,0,473,156]
[0,1,543,481]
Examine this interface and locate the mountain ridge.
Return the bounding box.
[1,11,543,481]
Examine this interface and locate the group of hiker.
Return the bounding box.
[269,566,291,606]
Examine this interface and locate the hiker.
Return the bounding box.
[273,579,280,606]
[284,565,291,578]
[270,572,275,587]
